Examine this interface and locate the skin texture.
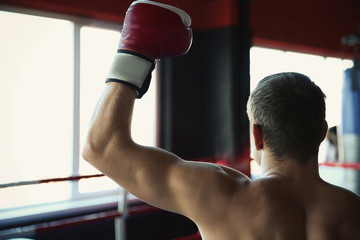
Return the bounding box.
[82,83,360,240]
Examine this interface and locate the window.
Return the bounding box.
[0,10,157,211]
[0,11,74,209]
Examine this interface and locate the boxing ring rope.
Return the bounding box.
[318,161,360,170]
[0,156,246,190]
[0,174,105,189]
[2,161,360,189]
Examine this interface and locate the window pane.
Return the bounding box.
[79,26,120,193]
[0,11,74,208]
[79,26,157,194]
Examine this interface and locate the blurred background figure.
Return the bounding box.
[325,126,339,162]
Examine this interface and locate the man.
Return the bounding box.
[82,1,360,239]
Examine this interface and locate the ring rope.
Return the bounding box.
[2,161,360,189]
[0,174,105,189]
[319,161,360,170]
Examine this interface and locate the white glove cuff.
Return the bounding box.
[107,52,153,89]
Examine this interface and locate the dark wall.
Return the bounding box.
[158,25,251,162]
[35,210,197,240]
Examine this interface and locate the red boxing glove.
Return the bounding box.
[106,0,193,98]
[120,0,192,60]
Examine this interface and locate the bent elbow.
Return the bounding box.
[82,143,100,165]
[81,136,107,165]
[81,129,132,166]
[81,126,114,164]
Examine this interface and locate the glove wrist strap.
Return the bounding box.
[106,50,155,98]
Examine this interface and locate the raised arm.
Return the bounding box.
[82,0,250,225]
[82,83,247,218]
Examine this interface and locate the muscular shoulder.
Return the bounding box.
[329,185,360,221]
[318,183,360,239]
[320,182,360,213]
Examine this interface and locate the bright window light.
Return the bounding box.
[78,26,122,194]
[0,11,73,208]
[0,10,158,210]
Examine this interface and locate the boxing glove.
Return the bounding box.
[106,0,193,98]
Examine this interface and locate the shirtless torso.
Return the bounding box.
[200,175,360,240]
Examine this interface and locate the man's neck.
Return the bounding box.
[260,152,320,181]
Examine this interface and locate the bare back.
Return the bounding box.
[199,176,360,240]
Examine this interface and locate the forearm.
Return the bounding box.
[82,83,136,160]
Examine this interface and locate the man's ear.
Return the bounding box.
[252,124,264,150]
